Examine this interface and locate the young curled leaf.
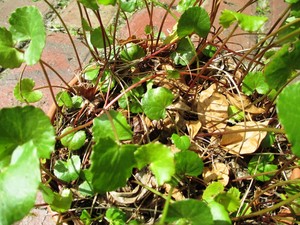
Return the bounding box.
[61,127,86,151]
[14,78,43,103]
[219,9,268,32]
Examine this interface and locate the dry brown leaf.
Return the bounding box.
[186,120,202,139]
[164,183,185,201]
[226,93,265,114]
[220,121,268,155]
[203,162,230,186]
[290,168,300,180]
[197,84,228,132]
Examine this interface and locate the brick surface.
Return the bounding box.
[0,32,90,112]
[119,7,181,39]
[54,0,117,29]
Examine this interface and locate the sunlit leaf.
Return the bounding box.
[277,82,300,157]
[227,105,245,123]
[215,187,241,212]
[141,87,174,120]
[83,65,100,81]
[97,0,117,5]
[14,78,43,103]
[80,210,92,225]
[177,0,197,12]
[171,37,197,65]
[119,0,138,12]
[171,134,190,151]
[90,138,137,192]
[248,154,278,181]
[61,127,86,151]
[165,199,214,225]
[50,188,73,213]
[242,71,270,95]
[93,110,133,142]
[56,91,73,108]
[0,142,40,225]
[54,155,81,182]
[9,6,46,65]
[0,27,24,68]
[78,0,99,10]
[208,201,232,225]
[177,6,210,38]
[265,40,300,90]
[203,182,224,203]
[219,9,268,32]
[120,43,145,61]
[135,142,175,185]
[0,106,55,164]
[175,150,203,177]
[286,0,300,3]
[105,207,127,224]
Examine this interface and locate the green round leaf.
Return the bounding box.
[208,201,232,225]
[141,87,174,120]
[91,138,137,193]
[171,134,191,151]
[119,0,138,12]
[105,207,127,223]
[177,0,197,13]
[175,150,203,177]
[120,43,146,61]
[97,0,116,5]
[171,37,196,66]
[0,27,24,68]
[165,199,214,225]
[277,82,300,157]
[202,182,224,203]
[0,142,40,225]
[83,65,100,81]
[265,40,300,90]
[14,78,43,103]
[0,106,55,162]
[9,6,46,65]
[135,142,175,186]
[248,154,278,181]
[78,0,99,10]
[215,187,241,213]
[50,188,73,213]
[61,127,86,151]
[90,27,112,48]
[242,71,270,96]
[93,110,133,142]
[177,7,210,38]
[219,9,268,32]
[56,91,73,108]
[54,155,81,182]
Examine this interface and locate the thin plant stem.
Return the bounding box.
[232,192,300,221]
[43,0,82,71]
[39,60,60,111]
[159,185,174,225]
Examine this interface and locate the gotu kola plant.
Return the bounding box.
[0,0,300,224]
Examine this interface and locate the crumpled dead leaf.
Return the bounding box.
[220,121,268,155]
[203,162,230,186]
[226,93,265,114]
[197,84,229,132]
[186,120,202,139]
